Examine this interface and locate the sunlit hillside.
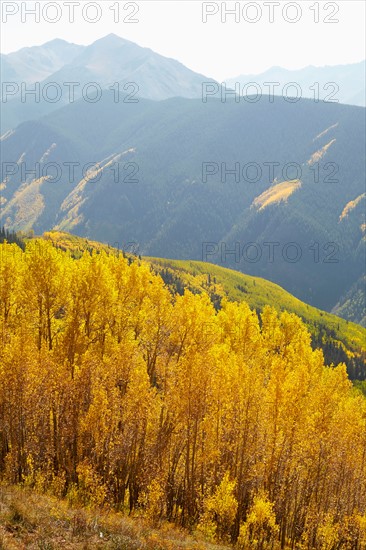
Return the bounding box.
[0,237,365,549]
[41,230,366,379]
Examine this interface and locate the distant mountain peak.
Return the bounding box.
[44,38,73,46]
[92,33,132,47]
[226,61,366,107]
[104,33,124,40]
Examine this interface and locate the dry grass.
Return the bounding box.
[339,193,366,221]
[307,139,336,165]
[55,150,135,232]
[252,180,301,211]
[0,484,229,550]
[313,123,338,142]
[1,177,48,232]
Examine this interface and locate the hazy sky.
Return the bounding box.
[1,1,365,79]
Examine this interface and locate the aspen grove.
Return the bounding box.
[0,240,365,548]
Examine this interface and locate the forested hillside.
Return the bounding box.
[0,239,365,548]
[2,94,365,315]
[39,230,366,380]
[149,257,366,380]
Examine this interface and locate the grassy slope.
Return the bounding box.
[0,484,228,550]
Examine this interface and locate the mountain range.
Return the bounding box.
[1,36,365,130]
[1,34,216,131]
[0,38,84,84]
[1,35,365,323]
[227,61,366,107]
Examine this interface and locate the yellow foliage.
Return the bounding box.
[237,492,279,549]
[307,139,336,165]
[252,180,301,211]
[199,472,238,541]
[68,460,107,507]
[0,240,365,548]
[339,192,366,221]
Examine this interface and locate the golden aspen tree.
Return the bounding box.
[23,240,69,351]
[0,242,23,328]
